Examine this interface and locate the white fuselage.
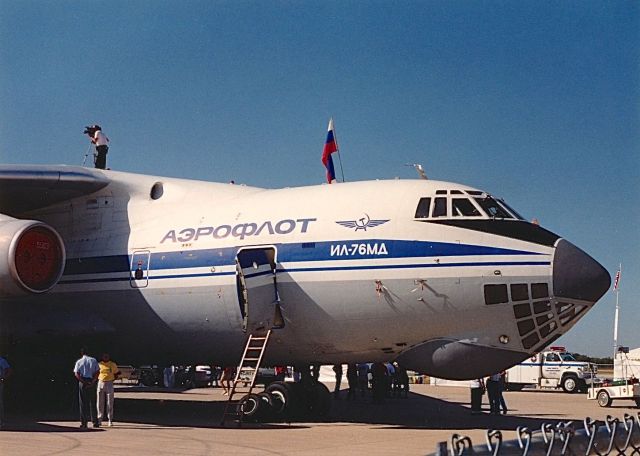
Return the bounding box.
[1,169,609,379]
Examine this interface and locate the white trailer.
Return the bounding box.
[588,347,640,408]
[505,346,596,393]
[587,381,640,408]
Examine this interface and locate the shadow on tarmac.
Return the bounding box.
[4,385,578,433]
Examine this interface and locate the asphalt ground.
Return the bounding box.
[1,383,638,455]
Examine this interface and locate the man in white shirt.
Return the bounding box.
[74,347,100,428]
[84,124,110,169]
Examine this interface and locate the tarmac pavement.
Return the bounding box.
[1,383,638,455]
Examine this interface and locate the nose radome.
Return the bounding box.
[553,239,611,302]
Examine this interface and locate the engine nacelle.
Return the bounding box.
[0,216,66,296]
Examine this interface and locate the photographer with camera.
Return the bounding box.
[84,124,110,169]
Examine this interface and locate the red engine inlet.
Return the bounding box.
[15,226,64,292]
[0,217,66,296]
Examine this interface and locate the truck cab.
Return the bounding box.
[506,346,596,393]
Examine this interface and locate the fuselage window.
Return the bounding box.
[414,198,431,218]
[510,283,529,301]
[484,284,508,305]
[531,283,549,299]
[452,198,481,217]
[474,197,513,219]
[432,197,447,217]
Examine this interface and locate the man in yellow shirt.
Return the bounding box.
[97,353,120,427]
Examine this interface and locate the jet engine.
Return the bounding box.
[0,216,66,296]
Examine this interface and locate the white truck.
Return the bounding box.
[505,346,596,393]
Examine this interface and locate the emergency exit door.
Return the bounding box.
[130,250,150,288]
[236,247,283,333]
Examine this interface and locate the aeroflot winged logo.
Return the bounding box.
[335,214,390,232]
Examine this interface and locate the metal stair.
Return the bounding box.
[220,329,272,425]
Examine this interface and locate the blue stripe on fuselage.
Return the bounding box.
[62,239,546,276]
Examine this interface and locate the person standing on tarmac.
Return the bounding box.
[332,364,343,399]
[97,353,120,427]
[469,378,485,415]
[0,354,12,430]
[74,347,100,428]
[84,124,110,169]
[497,371,508,414]
[346,364,358,400]
[486,373,501,415]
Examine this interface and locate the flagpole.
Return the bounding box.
[332,118,345,183]
[613,263,621,359]
[336,150,345,183]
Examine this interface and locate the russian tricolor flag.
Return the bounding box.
[322,118,338,183]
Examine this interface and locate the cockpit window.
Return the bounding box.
[414,198,431,218]
[452,198,481,217]
[498,199,525,220]
[474,196,514,219]
[432,197,447,217]
[413,191,524,221]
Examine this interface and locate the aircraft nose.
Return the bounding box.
[553,239,610,302]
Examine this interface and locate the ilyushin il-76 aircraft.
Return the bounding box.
[0,164,609,416]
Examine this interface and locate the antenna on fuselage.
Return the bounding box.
[405,163,428,180]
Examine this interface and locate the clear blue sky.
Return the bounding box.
[1,1,638,357]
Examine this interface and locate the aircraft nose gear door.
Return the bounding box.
[236,247,283,333]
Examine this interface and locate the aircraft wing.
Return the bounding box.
[0,164,110,215]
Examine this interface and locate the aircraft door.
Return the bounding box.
[130,250,150,288]
[236,247,283,333]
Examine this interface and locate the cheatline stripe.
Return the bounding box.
[58,260,550,285]
[62,238,547,276]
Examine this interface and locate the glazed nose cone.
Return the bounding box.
[553,239,610,302]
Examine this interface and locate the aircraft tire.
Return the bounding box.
[256,392,274,422]
[265,381,299,421]
[305,382,332,418]
[236,393,263,422]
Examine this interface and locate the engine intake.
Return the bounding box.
[0,216,66,296]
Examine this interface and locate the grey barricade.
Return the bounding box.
[430,412,640,455]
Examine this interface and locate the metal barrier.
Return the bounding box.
[430,412,640,455]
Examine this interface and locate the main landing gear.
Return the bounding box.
[235,369,332,423]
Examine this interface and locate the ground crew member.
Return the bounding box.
[74,347,100,428]
[84,124,110,169]
[97,352,120,427]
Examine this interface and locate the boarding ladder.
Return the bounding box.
[220,329,272,426]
